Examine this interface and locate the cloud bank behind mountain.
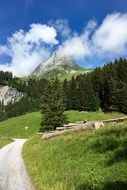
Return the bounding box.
[0,12,127,76]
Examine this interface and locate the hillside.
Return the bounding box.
[23,124,127,190]
[24,67,90,81]
[0,110,126,190]
[0,111,125,138]
[0,112,41,138]
[41,67,91,80]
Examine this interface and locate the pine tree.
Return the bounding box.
[63,78,69,109]
[67,76,80,110]
[0,100,6,121]
[102,78,117,108]
[40,78,68,132]
[117,83,127,114]
[80,75,100,111]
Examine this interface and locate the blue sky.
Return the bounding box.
[1,0,127,41]
[1,0,127,76]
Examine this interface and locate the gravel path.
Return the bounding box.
[0,139,34,190]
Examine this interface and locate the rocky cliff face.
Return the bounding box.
[0,86,24,105]
[32,52,80,75]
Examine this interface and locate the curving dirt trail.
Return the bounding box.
[0,139,34,190]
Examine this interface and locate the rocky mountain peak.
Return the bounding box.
[32,52,80,75]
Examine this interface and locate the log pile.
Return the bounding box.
[39,117,127,140]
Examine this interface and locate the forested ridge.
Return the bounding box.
[63,58,127,113]
[0,58,127,121]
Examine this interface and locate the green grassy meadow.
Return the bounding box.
[0,138,12,148]
[0,111,125,138]
[23,68,92,81]
[23,124,127,190]
[0,112,41,138]
[65,110,125,123]
[0,110,127,189]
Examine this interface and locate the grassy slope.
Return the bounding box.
[44,68,92,81]
[0,111,125,138]
[65,110,125,122]
[23,124,127,190]
[22,68,92,82]
[0,138,12,148]
[0,112,41,138]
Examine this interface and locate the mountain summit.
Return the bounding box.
[32,52,80,76]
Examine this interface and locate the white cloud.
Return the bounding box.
[0,23,58,76]
[92,13,127,56]
[24,24,58,44]
[49,19,71,39]
[58,34,91,59]
[0,45,9,55]
[58,13,127,62]
[8,24,58,45]
[84,20,97,33]
[57,20,96,60]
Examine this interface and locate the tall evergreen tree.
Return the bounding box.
[67,76,80,110]
[116,83,127,114]
[79,75,100,111]
[0,100,7,121]
[40,78,68,132]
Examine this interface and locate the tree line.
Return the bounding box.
[0,58,127,123]
[63,58,127,114]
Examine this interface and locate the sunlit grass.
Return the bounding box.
[0,112,41,138]
[0,138,12,148]
[65,110,125,123]
[23,124,127,190]
[0,110,125,138]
